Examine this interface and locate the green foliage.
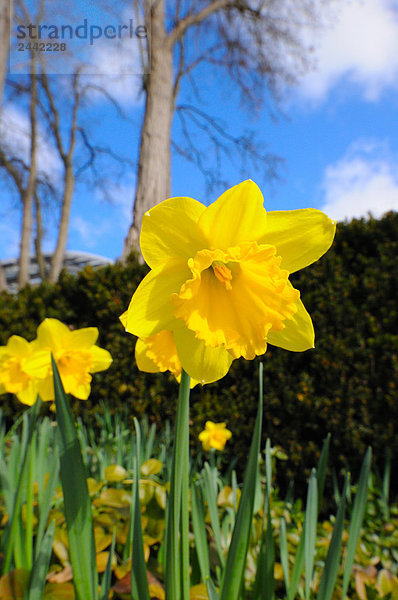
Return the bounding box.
[0,409,397,599]
[0,213,398,495]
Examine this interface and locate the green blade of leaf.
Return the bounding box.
[316,475,348,600]
[304,469,318,600]
[191,482,211,583]
[206,577,220,600]
[26,520,56,600]
[253,438,275,600]
[316,434,330,512]
[203,462,225,568]
[52,356,98,600]
[1,401,41,575]
[253,502,275,600]
[287,525,305,600]
[35,444,59,559]
[341,447,372,599]
[279,517,290,593]
[130,418,150,600]
[100,530,116,600]
[219,363,264,600]
[164,369,191,600]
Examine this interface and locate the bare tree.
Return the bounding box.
[0,0,10,102]
[122,0,333,259]
[0,0,11,290]
[1,0,136,290]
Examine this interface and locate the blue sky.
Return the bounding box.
[2,0,398,262]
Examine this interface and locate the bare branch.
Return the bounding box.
[168,0,233,45]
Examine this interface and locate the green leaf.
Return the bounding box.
[219,363,264,600]
[316,434,330,512]
[130,418,150,600]
[304,469,318,600]
[52,356,98,600]
[26,520,56,600]
[164,369,191,600]
[253,504,275,600]
[100,530,115,600]
[35,445,59,558]
[341,448,372,599]
[1,401,41,575]
[203,462,225,568]
[206,577,220,600]
[279,518,290,592]
[253,438,275,600]
[316,475,348,600]
[191,482,211,583]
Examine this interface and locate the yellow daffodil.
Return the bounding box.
[199,421,232,451]
[121,180,336,384]
[0,336,39,405]
[24,318,112,401]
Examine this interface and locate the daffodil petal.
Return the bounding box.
[36,319,70,351]
[198,180,268,248]
[135,338,161,373]
[37,377,55,402]
[23,349,51,378]
[267,297,314,351]
[66,328,99,349]
[89,346,113,372]
[122,260,189,338]
[7,335,31,356]
[141,197,206,268]
[173,327,233,384]
[16,381,38,406]
[259,209,336,273]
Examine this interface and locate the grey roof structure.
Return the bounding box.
[1,251,114,294]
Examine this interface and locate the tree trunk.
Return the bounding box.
[48,160,74,283]
[0,0,10,103]
[121,0,174,260]
[18,68,37,289]
[0,0,11,291]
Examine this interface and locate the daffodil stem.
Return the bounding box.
[165,369,191,600]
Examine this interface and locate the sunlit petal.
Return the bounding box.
[141,196,206,268]
[7,335,31,357]
[16,381,38,406]
[198,180,268,248]
[89,346,113,372]
[173,326,234,384]
[65,328,99,350]
[35,319,70,351]
[267,297,314,351]
[122,260,190,338]
[259,209,336,273]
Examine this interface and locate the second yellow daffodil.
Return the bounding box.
[24,318,112,401]
[0,336,39,405]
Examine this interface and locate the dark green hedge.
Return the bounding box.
[1,213,397,496]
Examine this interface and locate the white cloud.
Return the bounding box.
[321,141,398,221]
[78,6,146,105]
[298,0,398,101]
[0,104,63,181]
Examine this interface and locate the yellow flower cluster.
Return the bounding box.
[121,180,336,384]
[0,318,112,406]
[199,421,232,451]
